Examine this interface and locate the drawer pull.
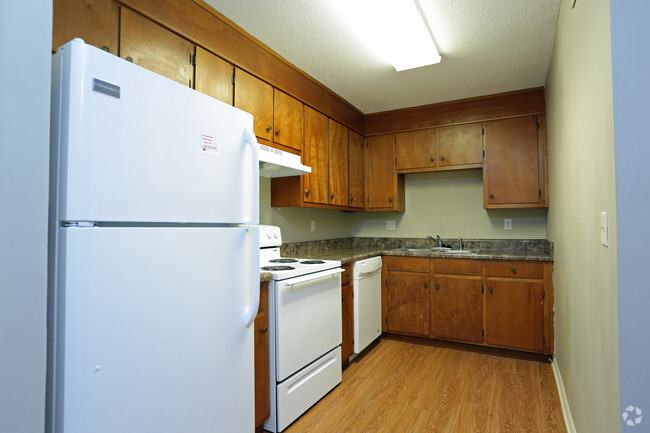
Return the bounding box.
[424,282,428,288]
[488,287,493,293]
[434,283,439,289]
[512,267,517,274]
[261,327,268,334]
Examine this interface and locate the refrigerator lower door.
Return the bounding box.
[276,346,341,432]
[49,227,257,433]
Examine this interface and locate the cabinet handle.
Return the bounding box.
[350,197,354,202]
[388,198,393,203]
[512,267,517,274]
[424,282,428,288]
[101,45,110,53]
[430,157,435,162]
[440,156,445,161]
[488,287,493,293]
[330,193,335,199]
[489,194,495,199]
[342,296,346,301]
[261,327,268,333]
[346,273,351,277]
[125,56,134,63]
[275,129,281,135]
[434,283,439,289]
[305,190,310,197]
[266,126,273,132]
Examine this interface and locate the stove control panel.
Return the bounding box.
[259,225,282,248]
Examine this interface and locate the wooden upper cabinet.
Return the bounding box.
[396,129,436,171]
[366,135,403,211]
[53,0,119,53]
[119,7,194,87]
[348,131,365,208]
[194,47,234,105]
[273,90,303,151]
[328,120,349,207]
[436,123,484,168]
[234,68,274,141]
[483,116,547,208]
[303,106,329,205]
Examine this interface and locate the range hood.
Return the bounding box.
[258,143,311,178]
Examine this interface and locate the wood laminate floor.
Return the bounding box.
[281,338,566,433]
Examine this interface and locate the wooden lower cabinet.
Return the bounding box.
[431,274,483,344]
[254,282,270,427]
[341,265,354,365]
[382,256,554,354]
[383,257,430,336]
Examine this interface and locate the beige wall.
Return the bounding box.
[351,170,548,239]
[260,177,352,242]
[545,0,620,432]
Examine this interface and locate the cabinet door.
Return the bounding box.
[386,271,430,336]
[254,282,270,427]
[194,46,233,105]
[396,129,436,170]
[341,282,354,363]
[436,123,484,167]
[53,0,119,54]
[273,90,303,151]
[485,279,544,352]
[483,116,543,207]
[348,131,365,208]
[366,135,397,209]
[328,120,349,206]
[119,7,194,87]
[431,275,482,343]
[234,68,274,141]
[303,106,329,204]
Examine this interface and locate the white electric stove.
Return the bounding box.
[259,225,343,432]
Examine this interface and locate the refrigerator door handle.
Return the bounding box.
[243,127,259,224]
[242,225,260,327]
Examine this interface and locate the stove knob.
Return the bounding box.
[266,232,272,239]
[273,232,279,239]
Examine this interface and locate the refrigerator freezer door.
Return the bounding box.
[50,227,257,433]
[51,40,257,224]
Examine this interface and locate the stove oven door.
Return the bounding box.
[274,268,343,382]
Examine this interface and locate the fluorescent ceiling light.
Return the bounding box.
[332,0,441,71]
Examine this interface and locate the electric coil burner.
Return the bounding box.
[258,225,343,433]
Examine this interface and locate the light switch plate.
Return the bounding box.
[310,220,316,232]
[504,218,512,230]
[600,212,608,247]
[386,220,396,230]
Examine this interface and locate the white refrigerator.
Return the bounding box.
[47,39,260,433]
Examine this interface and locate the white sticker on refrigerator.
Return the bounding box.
[200,133,220,156]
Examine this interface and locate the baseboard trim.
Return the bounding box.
[552,359,577,433]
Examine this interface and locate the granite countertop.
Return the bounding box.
[278,237,553,265]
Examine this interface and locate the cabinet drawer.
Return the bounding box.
[485,261,543,279]
[341,265,353,286]
[432,258,481,276]
[387,256,430,272]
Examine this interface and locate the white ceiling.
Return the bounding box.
[203,0,561,114]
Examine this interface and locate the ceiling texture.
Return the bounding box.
[203,0,562,114]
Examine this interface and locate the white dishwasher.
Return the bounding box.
[353,256,383,354]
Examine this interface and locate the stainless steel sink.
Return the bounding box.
[396,248,432,252]
[443,249,481,254]
[429,247,452,252]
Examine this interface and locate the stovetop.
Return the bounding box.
[260,247,340,280]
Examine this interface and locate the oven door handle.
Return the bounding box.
[282,268,344,291]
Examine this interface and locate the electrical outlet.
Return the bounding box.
[310,220,316,232]
[504,218,512,230]
[600,212,608,246]
[386,220,396,231]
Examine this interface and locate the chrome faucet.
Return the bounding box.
[458,237,463,250]
[427,235,443,247]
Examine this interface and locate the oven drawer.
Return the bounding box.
[276,346,341,432]
[275,268,343,382]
